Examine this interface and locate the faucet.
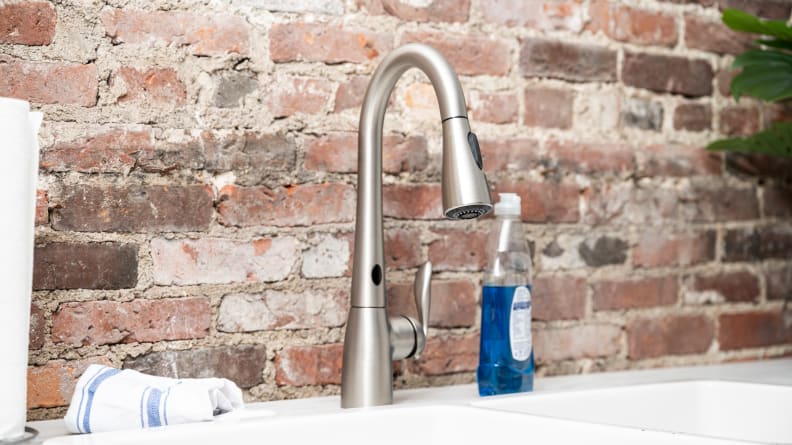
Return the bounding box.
[341,43,493,408]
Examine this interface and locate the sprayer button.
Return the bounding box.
[371,264,382,285]
[468,132,483,170]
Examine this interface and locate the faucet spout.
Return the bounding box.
[341,44,492,409]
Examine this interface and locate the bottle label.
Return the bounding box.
[509,286,532,361]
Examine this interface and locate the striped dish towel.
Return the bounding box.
[64,365,244,434]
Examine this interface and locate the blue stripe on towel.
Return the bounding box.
[75,366,106,434]
[140,387,149,428]
[82,367,121,433]
[146,388,164,428]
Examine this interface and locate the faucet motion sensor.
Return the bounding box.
[341,44,493,408]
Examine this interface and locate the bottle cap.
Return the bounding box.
[494,193,521,216]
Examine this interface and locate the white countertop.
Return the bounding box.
[28,358,792,443]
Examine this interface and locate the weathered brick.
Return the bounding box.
[764,186,792,218]
[520,39,617,83]
[42,128,154,174]
[533,275,586,320]
[545,140,635,174]
[577,88,621,130]
[541,234,586,270]
[53,185,213,232]
[717,68,737,97]
[35,190,48,226]
[579,236,628,267]
[387,280,476,328]
[720,106,760,136]
[674,103,712,132]
[383,184,442,219]
[496,181,580,223]
[726,152,792,180]
[266,77,334,117]
[479,138,540,173]
[685,15,752,55]
[621,98,663,131]
[101,8,249,55]
[255,0,344,14]
[688,270,760,303]
[623,53,713,97]
[359,0,469,22]
[302,233,351,278]
[627,315,714,359]
[403,82,437,111]
[428,228,487,271]
[151,236,298,285]
[124,345,267,388]
[218,183,355,227]
[0,2,56,45]
[304,133,428,174]
[469,91,518,124]
[590,2,677,47]
[384,228,422,269]
[33,243,137,290]
[218,290,347,332]
[685,186,758,223]
[637,144,721,177]
[717,0,791,20]
[0,58,97,106]
[270,22,391,63]
[112,67,186,104]
[213,72,257,108]
[584,182,680,227]
[401,31,511,76]
[524,88,574,129]
[593,276,678,311]
[719,311,792,350]
[724,227,792,262]
[29,303,46,350]
[535,325,621,363]
[192,131,296,183]
[633,231,716,268]
[275,343,343,386]
[52,298,210,346]
[480,0,583,32]
[766,264,792,300]
[27,357,112,409]
[334,75,369,112]
[409,334,477,375]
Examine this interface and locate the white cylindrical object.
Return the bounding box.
[0,97,42,440]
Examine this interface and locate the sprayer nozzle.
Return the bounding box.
[445,204,492,220]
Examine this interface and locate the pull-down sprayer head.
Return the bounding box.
[441,115,492,219]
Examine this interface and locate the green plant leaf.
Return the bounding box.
[733,49,792,69]
[730,66,792,101]
[707,122,792,157]
[757,39,792,51]
[722,8,792,40]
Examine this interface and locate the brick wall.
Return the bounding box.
[2,0,791,420]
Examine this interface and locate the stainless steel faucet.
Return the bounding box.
[341,43,493,408]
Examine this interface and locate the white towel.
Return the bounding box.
[64,365,245,434]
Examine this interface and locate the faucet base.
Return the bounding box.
[341,307,393,408]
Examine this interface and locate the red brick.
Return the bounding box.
[673,103,713,132]
[590,1,677,47]
[724,227,792,262]
[387,280,476,328]
[726,152,792,180]
[637,144,721,177]
[218,183,355,227]
[720,106,760,136]
[384,228,422,269]
[27,357,112,408]
[0,58,97,106]
[545,140,635,174]
[359,0,469,22]
[383,184,443,220]
[409,334,478,375]
[766,264,792,300]
[593,276,678,311]
[690,270,760,303]
[275,343,343,386]
[717,0,791,20]
[496,181,580,223]
[33,243,137,290]
[404,82,437,111]
[469,91,518,124]
[334,75,369,112]
[266,77,334,117]
[520,39,617,82]
[627,314,714,359]
[428,228,487,271]
[524,88,574,129]
[717,68,737,97]
[764,185,792,218]
[584,182,679,226]
[218,290,347,332]
[401,31,511,76]
[623,52,713,96]
[685,15,752,55]
[52,297,210,346]
[479,138,540,173]
[41,128,154,174]
[29,303,46,350]
[151,236,298,285]
[270,22,391,63]
[719,311,792,350]
[101,8,249,55]
[304,133,428,174]
[0,2,56,45]
[53,184,213,232]
[533,275,586,320]
[535,324,621,363]
[685,186,758,223]
[480,0,584,32]
[35,190,48,226]
[633,231,716,268]
[112,67,186,104]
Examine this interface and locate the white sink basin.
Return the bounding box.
[43,404,738,445]
[474,380,792,444]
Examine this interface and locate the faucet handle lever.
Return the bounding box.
[413,261,432,359]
